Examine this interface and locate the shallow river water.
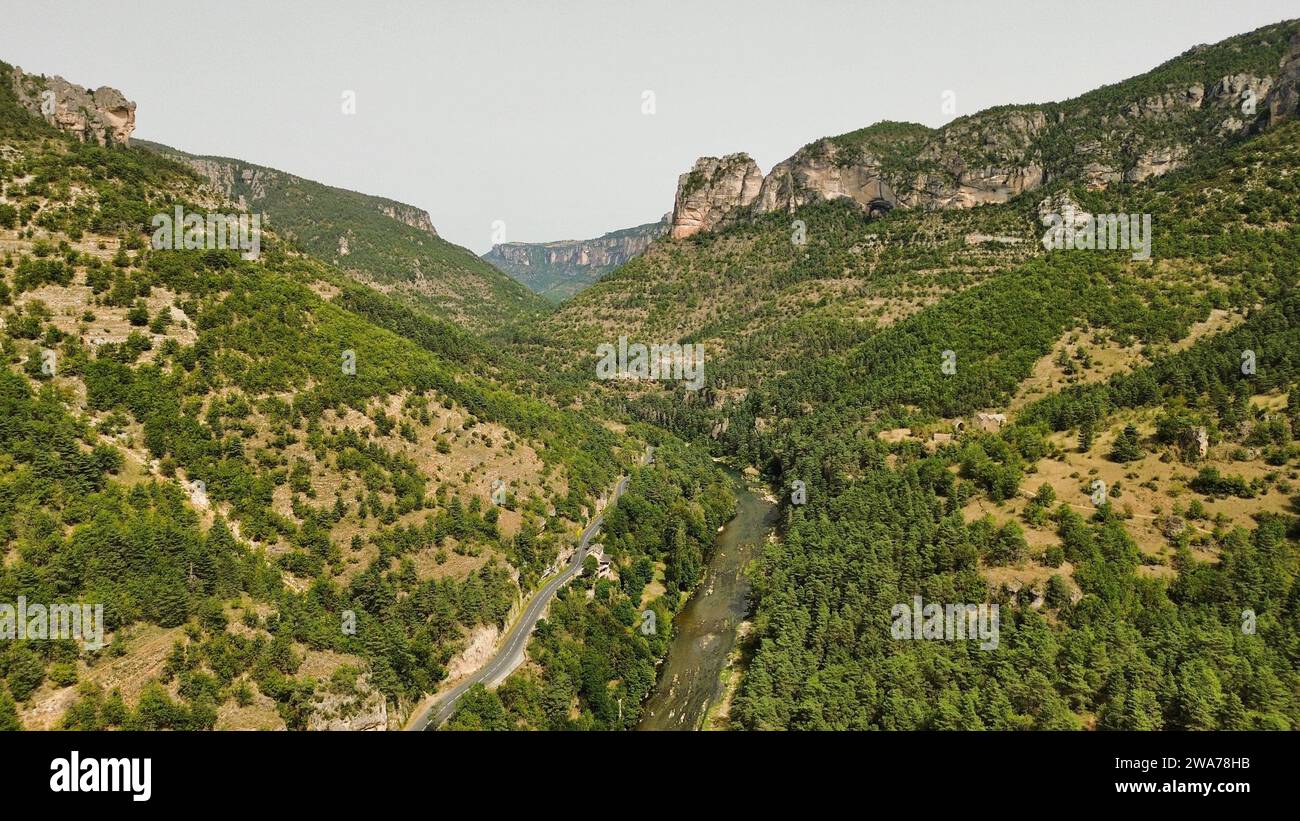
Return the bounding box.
[637,469,777,730]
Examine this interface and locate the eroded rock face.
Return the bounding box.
[902,109,1047,208]
[1124,145,1189,183]
[667,25,1300,240]
[907,164,1045,209]
[1210,73,1272,110]
[9,66,136,145]
[307,673,388,731]
[1125,83,1204,119]
[179,158,272,210]
[756,139,897,214]
[152,149,439,237]
[1204,73,1272,134]
[1266,33,1300,127]
[1037,192,1092,249]
[488,221,665,271]
[669,154,762,238]
[377,202,438,236]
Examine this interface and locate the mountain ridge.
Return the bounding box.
[133,140,549,333]
[482,215,669,302]
[667,19,1300,238]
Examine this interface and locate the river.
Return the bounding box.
[637,468,778,730]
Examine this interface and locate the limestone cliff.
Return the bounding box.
[667,20,1300,238]
[756,138,900,215]
[669,154,762,239]
[1266,32,1300,126]
[483,215,669,301]
[8,65,135,145]
[138,144,439,238]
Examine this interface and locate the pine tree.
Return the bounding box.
[0,685,22,730]
[1078,420,1095,452]
[1109,424,1143,462]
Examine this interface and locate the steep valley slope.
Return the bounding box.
[470,19,1300,731]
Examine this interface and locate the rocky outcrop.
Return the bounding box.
[484,216,669,300]
[376,202,437,236]
[8,66,135,145]
[910,163,1045,208]
[138,143,439,237]
[1186,73,1272,136]
[755,139,898,214]
[1210,74,1272,111]
[670,111,1046,236]
[178,157,272,210]
[1266,33,1300,126]
[664,22,1300,240]
[900,109,1047,208]
[1124,145,1189,183]
[307,672,388,731]
[670,154,762,238]
[1037,192,1092,248]
[1125,83,1205,120]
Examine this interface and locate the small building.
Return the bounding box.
[589,543,615,580]
[925,432,954,453]
[975,412,1007,432]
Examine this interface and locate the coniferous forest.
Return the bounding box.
[1,9,1299,747]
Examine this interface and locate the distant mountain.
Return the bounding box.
[136,141,550,333]
[482,216,669,302]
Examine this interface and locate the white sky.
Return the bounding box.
[2,0,1296,252]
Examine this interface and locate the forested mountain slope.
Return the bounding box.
[517,21,1300,730]
[0,62,643,730]
[662,19,1298,240]
[538,20,1298,377]
[731,121,1300,729]
[137,141,550,334]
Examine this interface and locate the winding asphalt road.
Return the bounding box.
[411,457,645,730]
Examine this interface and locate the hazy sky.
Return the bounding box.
[2,1,1295,252]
